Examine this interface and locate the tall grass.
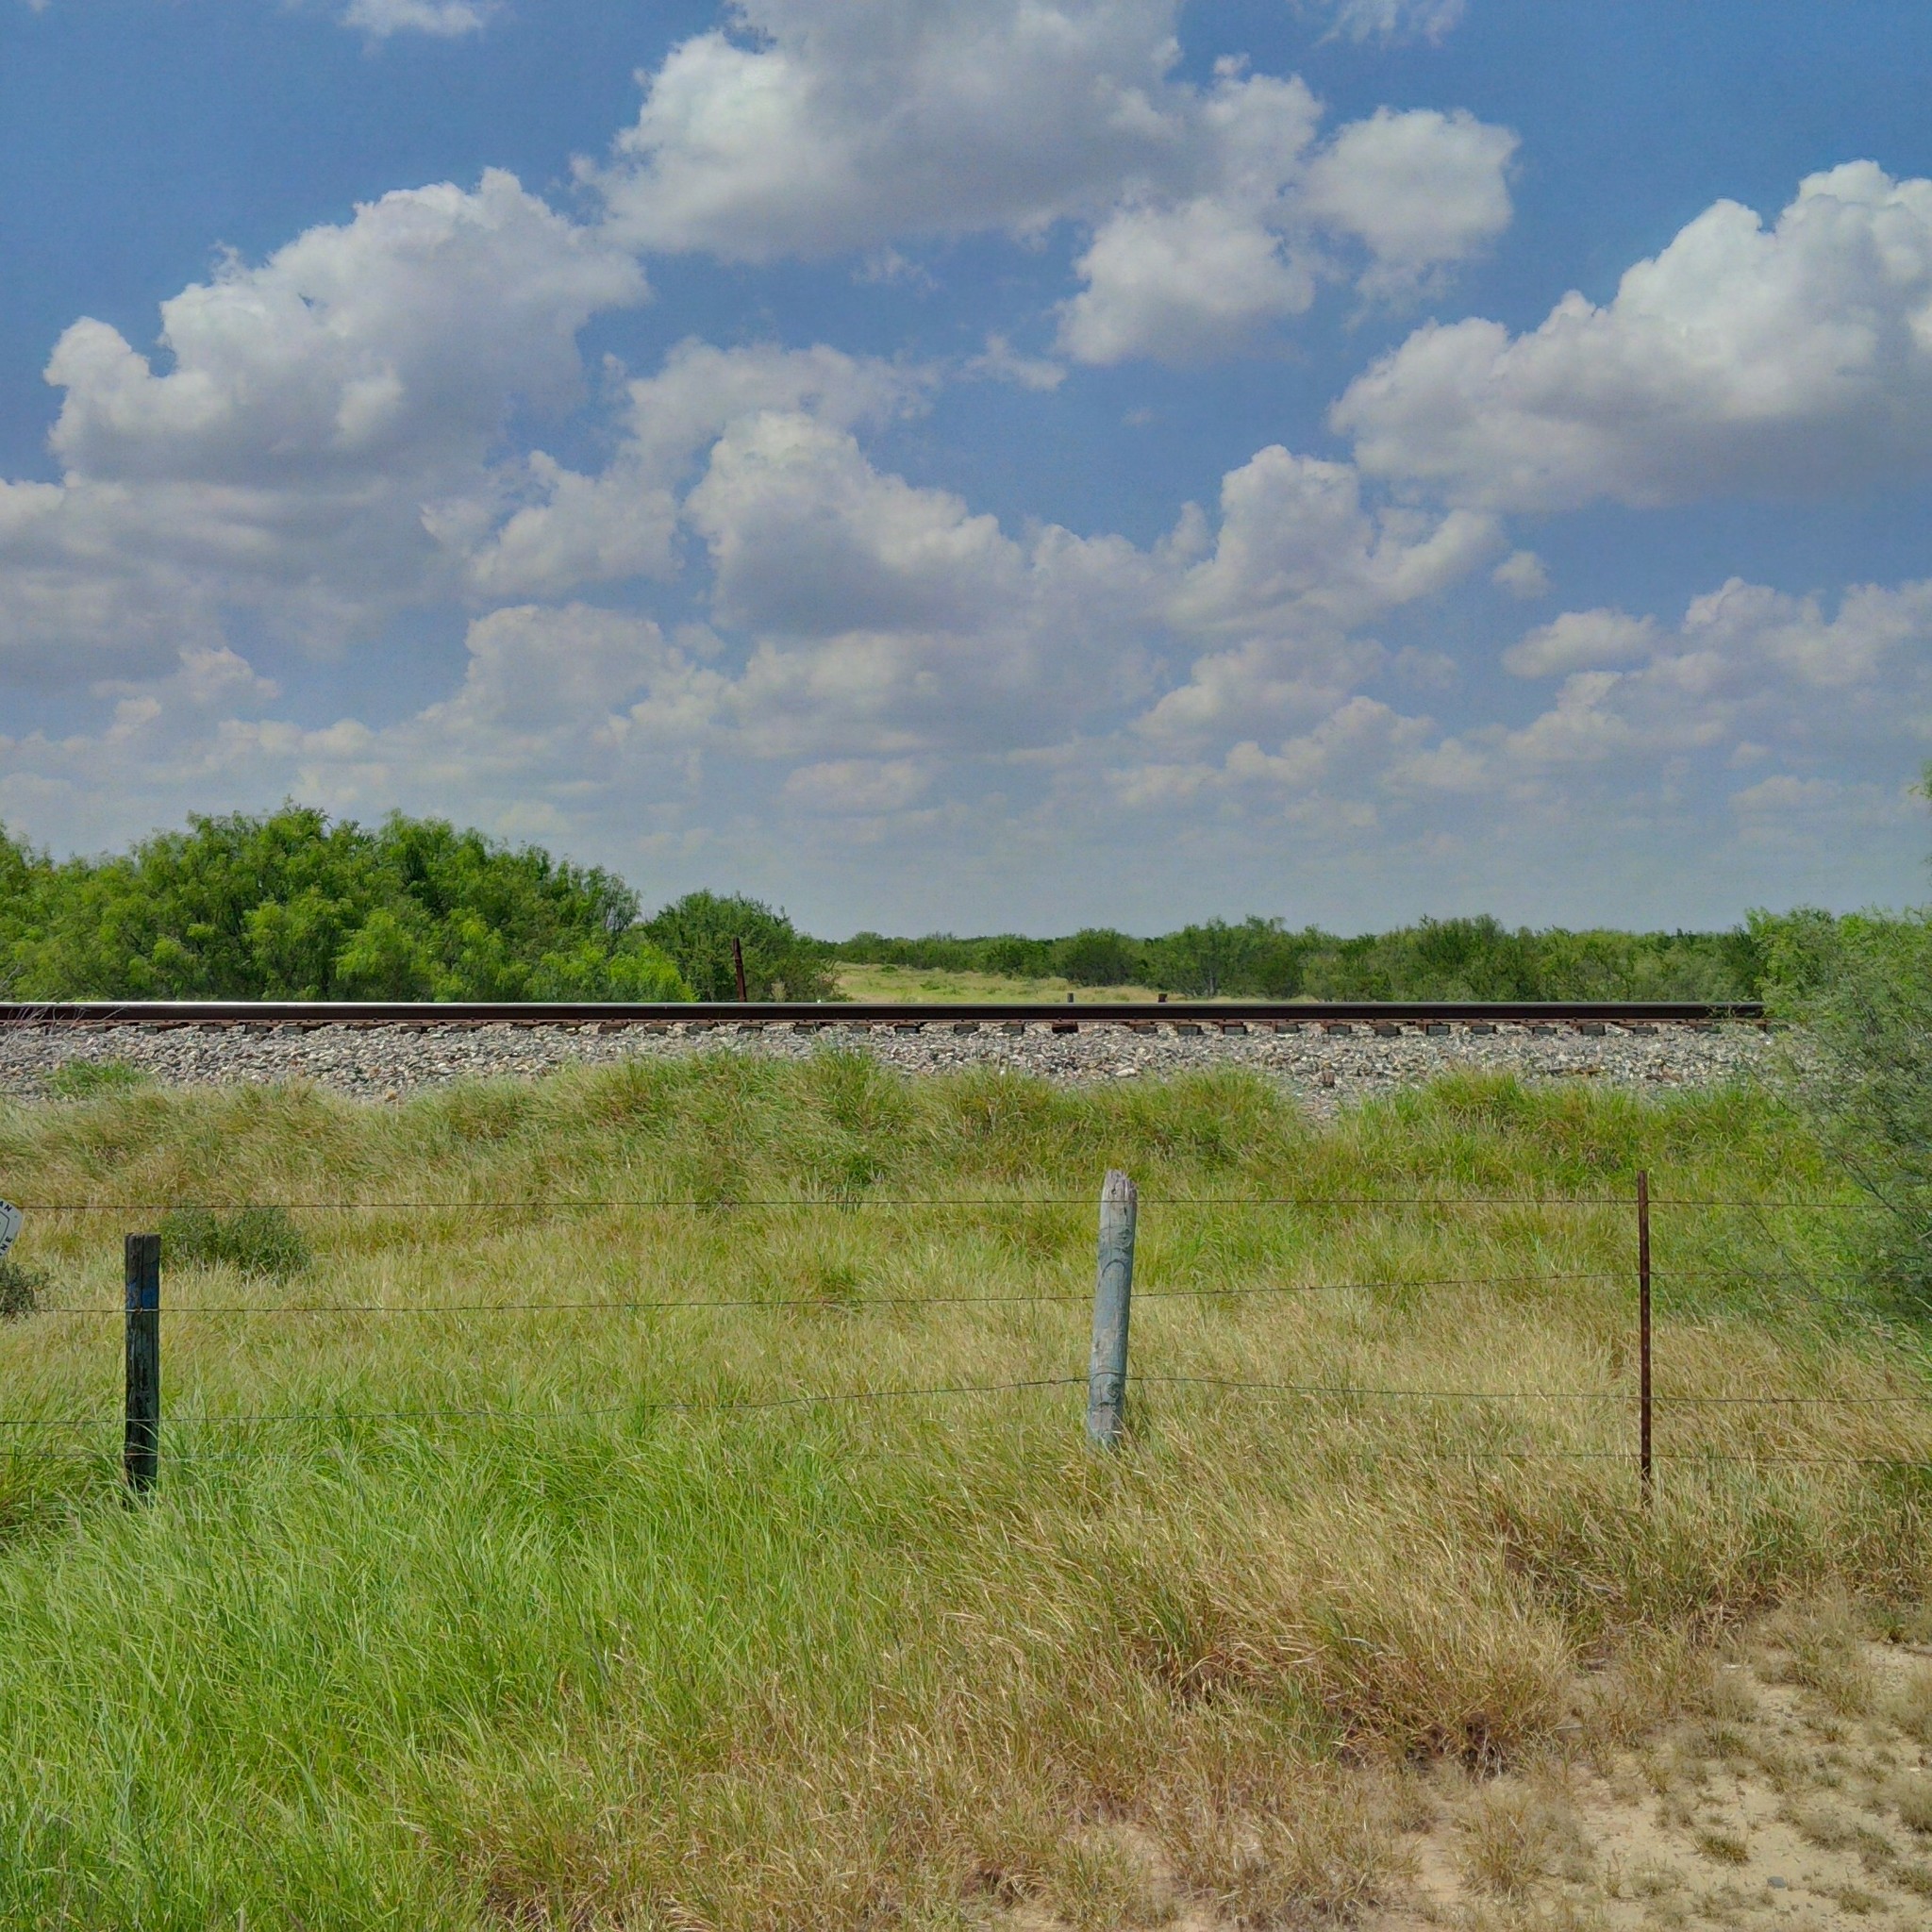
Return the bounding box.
[0,1056,1922,1927]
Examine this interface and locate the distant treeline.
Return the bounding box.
[0,805,1856,1005]
[835,915,1796,1002]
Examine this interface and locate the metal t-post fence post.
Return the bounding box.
[125,1233,160,1499]
[1087,1170,1137,1449]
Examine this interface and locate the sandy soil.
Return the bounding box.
[998,1604,1932,1931]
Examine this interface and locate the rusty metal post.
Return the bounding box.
[732,937,749,1003]
[1638,1170,1652,1503]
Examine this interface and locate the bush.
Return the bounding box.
[1054,927,1140,987]
[1774,909,1932,1308]
[642,891,837,1002]
[0,1260,44,1319]
[159,1205,310,1280]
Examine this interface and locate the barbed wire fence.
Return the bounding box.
[0,1175,1924,1496]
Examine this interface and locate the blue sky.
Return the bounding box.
[3,0,1930,934]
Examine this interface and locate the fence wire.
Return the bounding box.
[0,1181,1924,1487]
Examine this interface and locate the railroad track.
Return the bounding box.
[1,999,1765,1030]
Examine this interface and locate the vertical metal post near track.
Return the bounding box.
[1087,1170,1137,1449]
[125,1233,160,1499]
[732,937,749,1003]
[1637,1171,1653,1504]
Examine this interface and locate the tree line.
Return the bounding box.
[834,915,1786,1001]
[0,804,1860,1005]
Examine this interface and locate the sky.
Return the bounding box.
[2,0,1930,936]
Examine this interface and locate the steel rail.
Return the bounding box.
[0,998,1763,1027]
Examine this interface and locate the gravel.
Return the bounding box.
[0,1016,1775,1118]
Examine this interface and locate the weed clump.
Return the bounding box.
[159,1204,309,1278]
[46,1059,152,1099]
[0,1260,45,1318]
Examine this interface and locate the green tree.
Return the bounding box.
[641,891,836,1002]
[1054,928,1140,987]
[0,807,690,1002]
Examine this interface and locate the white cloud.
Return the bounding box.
[595,4,1512,364]
[1136,447,1496,749]
[1057,82,1514,362]
[1170,445,1499,638]
[1491,549,1549,598]
[1300,108,1514,295]
[1335,161,1932,508]
[596,0,1191,262]
[782,758,932,814]
[1492,578,1932,785]
[1058,193,1317,365]
[341,0,498,39]
[1503,608,1656,677]
[962,334,1067,392]
[676,408,1169,758]
[1,173,643,675]
[451,338,925,602]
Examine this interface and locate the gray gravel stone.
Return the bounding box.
[0,1017,1775,1120]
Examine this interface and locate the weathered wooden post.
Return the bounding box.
[1087,1170,1137,1449]
[125,1233,160,1499]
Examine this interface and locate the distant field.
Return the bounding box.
[0,1058,1925,1925]
[833,960,1173,1003]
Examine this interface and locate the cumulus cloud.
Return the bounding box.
[1058,81,1514,362]
[1491,549,1549,598]
[1299,108,1514,295]
[2,173,642,675]
[453,338,924,602]
[1335,161,1932,508]
[1135,448,1496,749]
[1062,567,1932,895]
[1492,577,1932,788]
[1503,608,1656,677]
[1058,192,1319,365]
[596,0,1190,261]
[594,2,1513,363]
[1167,446,1497,641]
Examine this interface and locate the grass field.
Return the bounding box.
[832,961,1170,1003]
[0,1058,1927,1927]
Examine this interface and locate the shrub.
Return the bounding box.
[1054,927,1141,987]
[1773,908,1932,1309]
[159,1205,310,1279]
[642,891,836,1002]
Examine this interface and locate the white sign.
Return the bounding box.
[0,1202,19,1262]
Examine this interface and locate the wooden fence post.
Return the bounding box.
[1087,1170,1137,1449]
[1637,1170,1652,1504]
[125,1233,159,1499]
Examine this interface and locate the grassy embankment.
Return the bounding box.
[0,1057,1927,1926]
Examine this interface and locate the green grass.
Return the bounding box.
[832,960,1169,1003]
[0,1057,1921,1927]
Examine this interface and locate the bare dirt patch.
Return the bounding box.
[995,1604,1932,1932]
